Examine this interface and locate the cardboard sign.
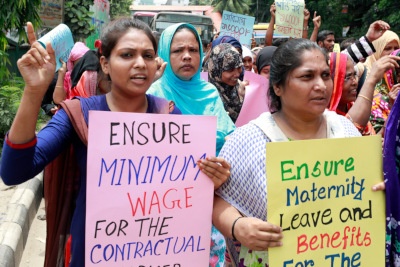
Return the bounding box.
[86,111,216,266]
[220,11,255,48]
[275,0,305,38]
[38,24,74,71]
[333,43,341,53]
[235,71,270,127]
[266,135,385,266]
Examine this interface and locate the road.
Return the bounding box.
[1,178,45,267]
[20,198,45,267]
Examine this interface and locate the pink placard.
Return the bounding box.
[235,71,270,127]
[86,111,216,266]
[200,71,208,82]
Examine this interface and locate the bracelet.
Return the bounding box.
[358,94,372,103]
[55,86,63,88]
[303,26,309,31]
[232,217,244,241]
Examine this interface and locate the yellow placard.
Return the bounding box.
[266,135,385,266]
[195,26,202,35]
[275,0,305,38]
[333,43,341,53]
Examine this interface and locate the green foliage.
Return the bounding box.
[249,0,270,24]
[0,76,48,154]
[245,0,400,40]
[0,76,24,151]
[109,0,132,20]
[64,0,96,41]
[0,0,41,82]
[211,0,251,15]
[0,50,11,84]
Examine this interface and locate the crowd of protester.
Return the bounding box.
[1,3,400,267]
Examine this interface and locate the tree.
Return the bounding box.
[64,0,96,42]
[109,0,132,20]
[297,0,399,41]
[211,0,251,15]
[249,0,270,23]
[0,0,42,81]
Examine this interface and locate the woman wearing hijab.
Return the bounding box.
[242,46,254,72]
[256,46,278,80]
[147,23,235,267]
[212,36,243,54]
[364,30,400,133]
[208,43,244,123]
[203,35,244,80]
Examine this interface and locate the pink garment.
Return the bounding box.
[64,42,90,92]
[68,70,97,99]
[385,48,400,90]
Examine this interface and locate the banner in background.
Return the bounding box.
[220,11,255,48]
[275,0,305,38]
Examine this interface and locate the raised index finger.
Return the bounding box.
[26,22,37,45]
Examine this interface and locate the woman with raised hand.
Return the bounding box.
[0,18,228,266]
[364,30,400,134]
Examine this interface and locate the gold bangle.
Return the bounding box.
[358,94,372,103]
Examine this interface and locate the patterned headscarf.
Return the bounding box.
[208,43,243,123]
[210,35,244,80]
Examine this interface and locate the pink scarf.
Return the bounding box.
[64,42,89,92]
[385,48,400,90]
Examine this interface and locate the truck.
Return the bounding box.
[149,12,214,44]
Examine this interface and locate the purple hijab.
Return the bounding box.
[383,91,400,266]
[212,35,242,50]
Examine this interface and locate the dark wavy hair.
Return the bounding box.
[268,38,328,111]
[100,17,157,59]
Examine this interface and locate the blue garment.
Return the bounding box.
[147,23,235,155]
[147,23,235,267]
[0,94,180,267]
[212,36,242,51]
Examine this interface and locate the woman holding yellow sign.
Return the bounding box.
[212,38,363,266]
